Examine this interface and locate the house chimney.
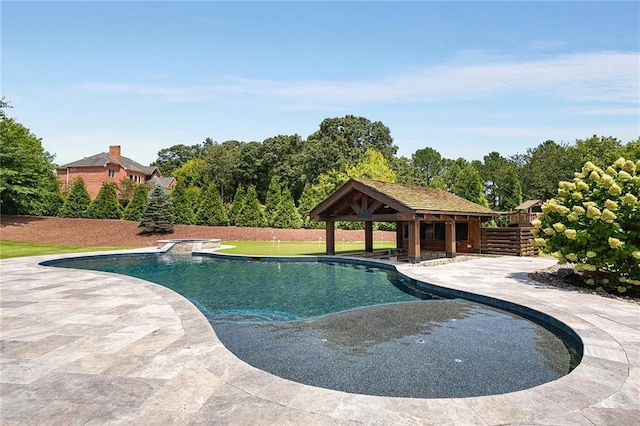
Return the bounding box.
[109,145,121,162]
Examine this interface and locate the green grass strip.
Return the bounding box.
[0,239,396,259]
[0,240,132,259]
[217,240,396,256]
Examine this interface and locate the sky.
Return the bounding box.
[3,1,639,168]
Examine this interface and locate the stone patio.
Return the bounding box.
[1,251,638,425]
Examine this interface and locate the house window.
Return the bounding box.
[129,174,140,183]
[421,223,445,240]
[108,170,116,178]
[456,223,469,241]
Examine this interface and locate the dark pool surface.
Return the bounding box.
[50,253,580,398]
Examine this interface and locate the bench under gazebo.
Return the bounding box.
[309,178,497,263]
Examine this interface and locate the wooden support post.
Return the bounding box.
[326,220,335,255]
[473,219,482,253]
[408,218,421,263]
[396,221,403,250]
[365,221,374,252]
[445,221,456,258]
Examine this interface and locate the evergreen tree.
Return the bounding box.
[87,182,123,219]
[123,184,149,221]
[498,166,523,212]
[264,176,282,226]
[170,180,196,224]
[451,165,489,207]
[139,184,174,234]
[196,183,229,226]
[185,186,201,218]
[234,186,266,227]
[298,182,330,229]
[229,186,246,225]
[272,189,303,229]
[58,177,91,218]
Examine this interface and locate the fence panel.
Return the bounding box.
[481,227,538,256]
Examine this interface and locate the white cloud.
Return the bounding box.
[73,51,639,108]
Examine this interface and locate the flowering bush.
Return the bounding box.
[532,158,640,294]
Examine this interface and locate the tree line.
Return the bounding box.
[2,97,639,230]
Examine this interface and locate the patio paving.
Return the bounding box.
[1,251,638,425]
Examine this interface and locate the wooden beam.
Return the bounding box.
[368,200,383,214]
[349,200,362,214]
[323,213,410,222]
[326,220,335,255]
[422,213,445,221]
[365,221,374,252]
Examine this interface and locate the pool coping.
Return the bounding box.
[1,249,638,424]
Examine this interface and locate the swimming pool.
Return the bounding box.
[46,253,582,398]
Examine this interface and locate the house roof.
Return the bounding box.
[310,178,496,220]
[515,199,543,211]
[147,176,176,188]
[58,152,159,176]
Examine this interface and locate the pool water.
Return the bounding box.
[50,253,581,398]
[55,254,438,321]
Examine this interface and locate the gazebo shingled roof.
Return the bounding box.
[310,177,495,219]
[310,178,496,261]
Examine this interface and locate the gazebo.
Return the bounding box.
[309,178,496,263]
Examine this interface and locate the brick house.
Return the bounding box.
[57,145,175,198]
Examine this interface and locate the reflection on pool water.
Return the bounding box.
[48,253,582,398]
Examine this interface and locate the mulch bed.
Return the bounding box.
[0,215,395,248]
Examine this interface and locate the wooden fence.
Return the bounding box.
[481,227,538,256]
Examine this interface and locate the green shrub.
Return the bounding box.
[533,158,640,294]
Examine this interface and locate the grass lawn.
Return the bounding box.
[218,240,396,256]
[0,240,132,259]
[0,239,397,259]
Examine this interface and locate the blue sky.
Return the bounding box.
[3,1,639,168]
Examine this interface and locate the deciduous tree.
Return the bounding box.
[303,115,396,184]
[152,142,204,176]
[0,115,62,215]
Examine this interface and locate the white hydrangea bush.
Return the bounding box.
[532,158,640,294]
